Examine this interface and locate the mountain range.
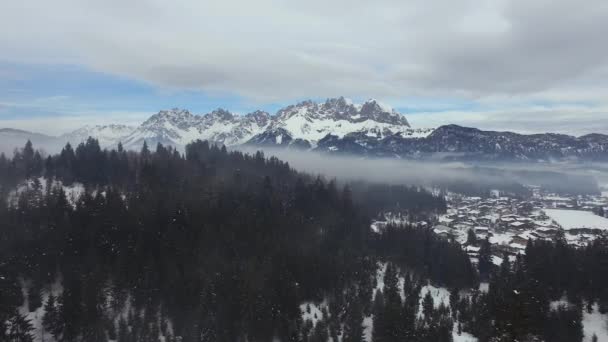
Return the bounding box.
[2,97,608,162]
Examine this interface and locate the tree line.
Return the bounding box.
[1,139,607,341]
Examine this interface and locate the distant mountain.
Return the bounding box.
[119,97,422,150]
[61,124,136,147]
[248,98,419,147]
[2,97,608,162]
[121,108,271,149]
[0,128,62,155]
[314,124,608,161]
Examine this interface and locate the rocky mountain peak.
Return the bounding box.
[245,110,271,126]
[207,108,235,121]
[60,97,418,151]
[358,99,409,126]
[143,108,197,129]
[274,97,408,125]
[321,96,355,113]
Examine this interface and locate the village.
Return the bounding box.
[432,187,608,265]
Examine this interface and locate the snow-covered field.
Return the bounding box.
[418,285,450,313]
[583,304,608,342]
[7,177,85,207]
[18,279,63,342]
[453,324,478,342]
[544,209,608,231]
[299,302,325,326]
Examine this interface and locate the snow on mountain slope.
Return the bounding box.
[121,108,271,149]
[5,96,608,162]
[115,97,414,150]
[198,109,271,146]
[61,124,136,148]
[121,108,202,148]
[265,97,414,147]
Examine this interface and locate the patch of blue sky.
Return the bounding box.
[0,62,270,118]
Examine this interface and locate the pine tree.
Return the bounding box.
[141,140,150,161]
[343,298,365,342]
[309,318,329,342]
[422,291,435,321]
[118,317,129,342]
[374,264,403,341]
[22,140,35,179]
[43,294,60,338]
[478,237,493,279]
[466,229,477,245]
[449,288,459,319]
[27,285,42,312]
[6,310,34,342]
[373,290,384,316]
[383,264,401,307]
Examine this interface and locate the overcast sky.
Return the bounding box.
[1,0,608,135]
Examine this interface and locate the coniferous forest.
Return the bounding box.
[1,138,608,342]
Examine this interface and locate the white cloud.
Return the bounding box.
[0,111,149,136]
[408,104,608,136]
[1,0,607,102]
[1,0,608,135]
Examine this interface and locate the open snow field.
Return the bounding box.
[544,209,608,230]
[583,304,608,342]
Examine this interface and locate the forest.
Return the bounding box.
[0,138,607,342]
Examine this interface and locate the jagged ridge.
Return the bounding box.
[8,97,608,162]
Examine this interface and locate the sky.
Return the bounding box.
[1,0,608,136]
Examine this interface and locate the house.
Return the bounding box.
[506,242,527,254]
[511,235,530,246]
[433,225,453,240]
[478,215,496,226]
[474,226,489,234]
[535,226,557,235]
[466,245,481,257]
[439,217,454,226]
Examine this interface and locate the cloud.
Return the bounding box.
[1,0,608,103]
[407,104,608,136]
[0,106,149,136]
[239,147,607,194]
[1,0,608,136]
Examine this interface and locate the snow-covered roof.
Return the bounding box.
[466,246,480,252]
[433,225,452,233]
[509,242,526,250]
[492,255,503,266]
[544,196,572,202]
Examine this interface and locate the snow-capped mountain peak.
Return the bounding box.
[142,108,198,129]
[61,97,417,150]
[244,110,272,126]
[360,98,408,125]
[206,108,235,121]
[262,97,412,146]
[8,97,608,162]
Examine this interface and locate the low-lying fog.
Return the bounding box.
[241,147,608,195]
